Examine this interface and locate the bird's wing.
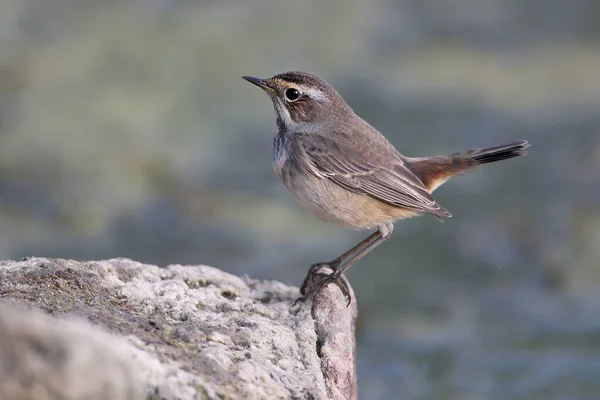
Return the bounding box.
[298,134,451,217]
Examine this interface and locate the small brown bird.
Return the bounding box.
[243,71,529,305]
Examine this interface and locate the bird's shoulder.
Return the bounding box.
[292,120,404,175]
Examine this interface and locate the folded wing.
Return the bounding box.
[298,134,451,218]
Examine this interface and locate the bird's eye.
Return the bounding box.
[285,88,301,101]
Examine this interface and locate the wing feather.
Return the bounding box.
[300,135,451,217]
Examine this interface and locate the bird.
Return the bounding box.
[242,71,529,306]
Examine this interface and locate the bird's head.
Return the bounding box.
[242,71,350,131]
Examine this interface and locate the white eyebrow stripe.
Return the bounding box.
[302,87,327,102]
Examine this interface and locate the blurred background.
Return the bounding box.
[0,0,599,398]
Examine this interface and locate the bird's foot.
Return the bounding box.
[294,262,352,307]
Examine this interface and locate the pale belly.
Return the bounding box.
[273,154,419,230]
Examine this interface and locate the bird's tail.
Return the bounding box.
[461,140,530,165]
[406,140,530,192]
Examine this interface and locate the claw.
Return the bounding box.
[295,270,353,307]
[331,276,352,306]
[292,295,306,307]
[299,262,330,295]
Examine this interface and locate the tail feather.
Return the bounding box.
[406,140,529,192]
[466,140,530,164]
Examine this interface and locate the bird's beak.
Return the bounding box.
[242,76,276,94]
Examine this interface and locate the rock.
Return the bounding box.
[0,258,357,400]
[0,303,143,400]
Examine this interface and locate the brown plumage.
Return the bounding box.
[407,141,530,192]
[243,71,530,306]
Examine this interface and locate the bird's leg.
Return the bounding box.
[297,224,393,306]
[299,230,380,296]
[310,233,389,306]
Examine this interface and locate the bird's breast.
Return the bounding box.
[272,133,288,178]
[273,149,288,179]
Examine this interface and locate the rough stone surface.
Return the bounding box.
[0,258,357,400]
[0,303,143,400]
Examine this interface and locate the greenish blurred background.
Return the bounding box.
[1,0,599,398]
